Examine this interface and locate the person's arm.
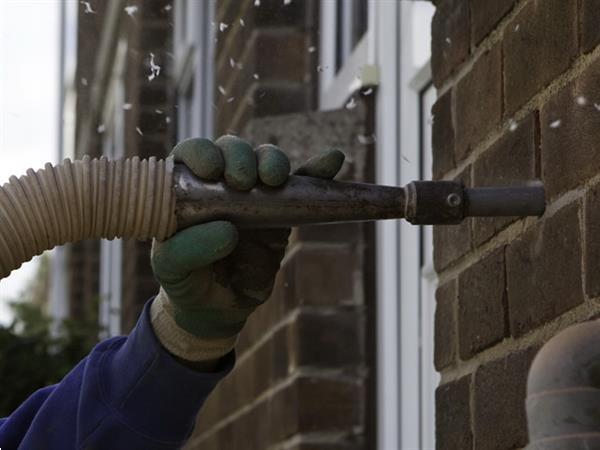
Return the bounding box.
[0,136,344,449]
[0,301,233,450]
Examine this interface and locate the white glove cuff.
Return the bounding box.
[150,289,238,362]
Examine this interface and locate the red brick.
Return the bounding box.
[431,0,470,88]
[473,347,538,450]
[472,113,537,245]
[470,0,516,45]
[504,0,578,115]
[435,376,472,450]
[431,90,455,180]
[434,167,472,271]
[585,182,600,297]
[293,245,357,306]
[506,203,584,336]
[581,0,600,54]
[455,44,502,161]
[296,377,363,433]
[291,310,363,368]
[458,247,507,359]
[541,59,600,198]
[434,280,457,370]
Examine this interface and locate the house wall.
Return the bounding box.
[430,0,600,448]
[212,0,320,136]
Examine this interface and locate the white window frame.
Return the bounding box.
[375,1,437,449]
[174,0,215,139]
[318,0,379,110]
[98,39,128,338]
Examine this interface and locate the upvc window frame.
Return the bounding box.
[174,0,215,139]
[375,1,438,449]
[98,39,128,339]
[318,0,378,110]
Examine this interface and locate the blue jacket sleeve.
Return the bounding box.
[0,299,234,450]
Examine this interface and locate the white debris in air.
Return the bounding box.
[576,95,587,106]
[123,103,132,110]
[254,0,260,6]
[81,1,96,14]
[155,109,163,114]
[284,0,292,5]
[358,134,376,145]
[509,119,518,132]
[218,85,227,95]
[124,5,138,16]
[345,97,357,110]
[594,103,600,111]
[164,4,172,12]
[227,97,235,103]
[308,46,316,53]
[240,18,245,27]
[445,37,452,44]
[97,124,106,134]
[549,119,562,129]
[253,73,260,80]
[136,127,143,136]
[219,22,229,32]
[166,116,171,124]
[147,53,161,81]
[229,57,236,68]
[363,88,373,96]
[514,24,520,32]
[81,77,88,86]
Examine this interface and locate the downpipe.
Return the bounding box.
[0,156,545,281]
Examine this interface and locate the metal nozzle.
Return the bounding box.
[173,164,545,229]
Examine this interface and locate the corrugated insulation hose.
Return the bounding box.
[0,156,176,280]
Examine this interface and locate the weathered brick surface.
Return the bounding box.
[191,376,362,450]
[434,167,472,271]
[436,376,473,450]
[458,247,507,359]
[581,0,600,54]
[473,347,538,450]
[297,377,363,432]
[431,90,455,180]
[434,280,456,370]
[504,0,578,115]
[506,203,584,336]
[585,182,600,298]
[472,113,537,245]
[455,43,502,161]
[291,310,363,369]
[293,245,358,307]
[431,0,470,88]
[470,0,515,45]
[541,59,600,198]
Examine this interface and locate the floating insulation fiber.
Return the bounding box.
[0,155,177,280]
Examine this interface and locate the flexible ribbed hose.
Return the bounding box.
[0,155,177,280]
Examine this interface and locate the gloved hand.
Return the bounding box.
[150,135,344,367]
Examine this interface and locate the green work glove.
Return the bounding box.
[150,135,345,364]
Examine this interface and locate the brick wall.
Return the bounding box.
[213,0,319,136]
[431,0,600,448]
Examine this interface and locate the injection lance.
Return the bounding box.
[0,156,545,280]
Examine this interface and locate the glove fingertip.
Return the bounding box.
[172,138,224,181]
[216,135,258,191]
[294,148,345,179]
[256,144,290,187]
